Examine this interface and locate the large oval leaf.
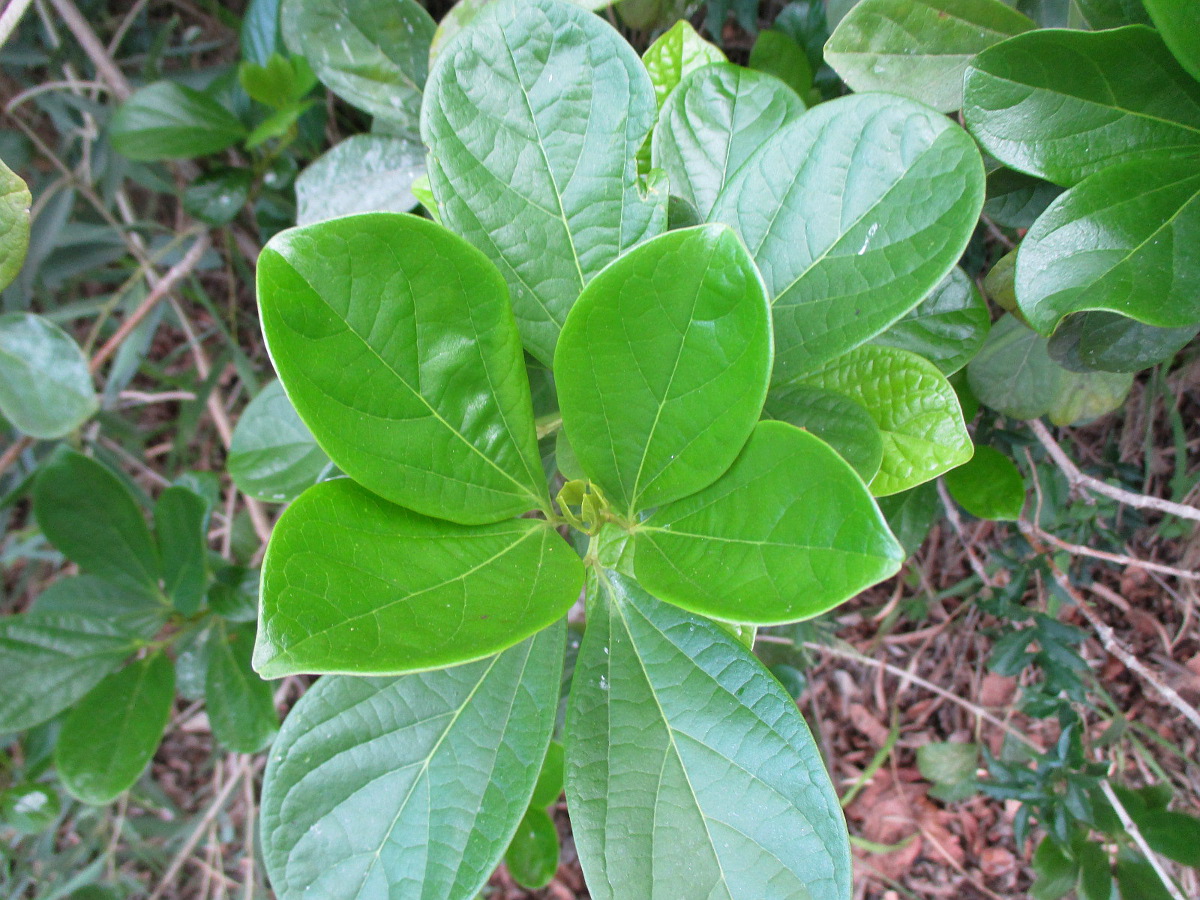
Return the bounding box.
[554,225,772,517]
[1015,158,1200,334]
[261,626,563,900]
[0,313,97,439]
[255,479,582,677]
[421,0,665,365]
[258,213,548,524]
[228,380,334,504]
[629,421,902,624]
[565,571,851,900]
[871,267,991,376]
[825,0,1033,113]
[710,92,985,382]
[295,135,423,225]
[653,63,805,220]
[963,26,1200,187]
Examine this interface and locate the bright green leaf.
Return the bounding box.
[206,623,278,753]
[0,313,97,439]
[763,383,884,481]
[154,486,208,616]
[630,420,903,624]
[748,30,813,98]
[258,213,549,524]
[255,479,582,677]
[554,225,771,517]
[109,82,248,161]
[31,575,168,640]
[505,808,559,890]
[0,157,31,292]
[944,445,1025,520]
[55,653,174,805]
[642,20,726,107]
[229,380,333,504]
[565,571,852,900]
[871,267,991,376]
[429,0,616,67]
[239,53,316,109]
[422,0,666,365]
[295,135,423,225]
[1144,0,1200,82]
[261,626,563,900]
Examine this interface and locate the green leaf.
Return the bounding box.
[55,653,174,805]
[280,0,434,129]
[229,380,333,504]
[1115,851,1174,900]
[421,0,666,365]
[430,0,616,67]
[710,93,985,381]
[748,30,813,98]
[109,82,248,161]
[183,168,252,226]
[530,740,565,808]
[0,313,97,439]
[763,383,884,481]
[255,479,583,677]
[505,808,560,890]
[963,26,1200,187]
[1048,312,1198,375]
[1045,369,1132,426]
[871,267,991,376]
[241,0,284,66]
[1136,810,1200,868]
[261,626,563,900]
[1074,0,1149,29]
[258,213,549,524]
[1031,836,1078,900]
[642,20,726,107]
[154,487,208,616]
[629,421,902,624]
[825,0,1034,113]
[206,623,278,753]
[876,482,939,557]
[1144,0,1200,82]
[1015,159,1200,335]
[31,575,167,640]
[0,157,31,292]
[1075,840,1115,900]
[239,53,316,109]
[554,225,771,517]
[984,168,1062,231]
[294,135,423,225]
[917,741,979,785]
[565,571,851,900]
[34,449,161,596]
[791,345,973,496]
[652,63,805,220]
[944,445,1025,521]
[0,783,60,834]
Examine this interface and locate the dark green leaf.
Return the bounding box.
[875,482,939,557]
[764,383,884,481]
[554,225,771,517]
[31,575,166,639]
[1076,840,1115,900]
[1137,810,1200,868]
[710,93,985,381]
[154,487,208,616]
[0,783,60,833]
[642,19,725,107]
[55,653,174,805]
[505,808,560,890]
[530,740,565,809]
[0,157,31,292]
[206,623,278,753]
[748,30,813,97]
[258,213,549,524]
[944,445,1025,520]
[255,479,583,677]
[295,135,423,225]
[34,449,161,596]
[984,168,1062,231]
[871,267,991,376]
[1031,836,1078,900]
[261,626,563,900]
[183,168,252,226]
[565,571,851,900]
[1115,851,1174,900]
[229,380,332,504]
[109,82,248,161]
[0,313,97,439]
[1074,0,1149,29]
[1144,0,1200,82]
[1048,312,1198,375]
[422,0,666,364]
[630,421,902,623]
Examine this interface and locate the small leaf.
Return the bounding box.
[1144,0,1200,82]
[155,486,208,616]
[258,213,549,524]
[183,168,252,226]
[530,741,565,809]
[917,741,979,786]
[294,134,423,225]
[565,571,852,900]
[871,267,991,376]
[944,445,1025,521]
[261,626,563,900]
[764,383,884,481]
[642,19,725,107]
[554,225,771,517]
[876,482,939,557]
[630,421,903,624]
[31,575,167,640]
[255,479,583,677]
[206,622,278,753]
[505,808,560,890]
[109,82,248,161]
[984,168,1062,231]
[748,30,813,97]
[0,157,31,292]
[0,313,97,439]
[229,380,332,504]
[34,449,161,596]
[239,53,315,109]
[825,0,1034,112]
[55,653,174,805]
[0,783,60,834]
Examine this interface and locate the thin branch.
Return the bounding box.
[0,0,36,47]
[1099,780,1186,900]
[44,0,131,100]
[937,480,997,587]
[1018,519,1200,582]
[0,436,32,480]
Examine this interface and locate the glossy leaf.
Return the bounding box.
[642,20,725,107]
[1074,0,1149,29]
[295,135,423,225]
[155,487,208,616]
[255,479,582,677]
[258,213,548,524]
[429,0,615,66]
[763,383,884,481]
[0,613,135,732]
[871,267,990,376]
[1144,0,1200,82]
[748,30,813,98]
[1015,159,1200,334]
[261,626,563,900]
[653,63,805,220]
[229,380,333,504]
[554,225,771,517]
[944,445,1025,520]
[630,421,903,624]
[984,169,1062,231]
[206,623,278,753]
[0,313,97,439]
[280,0,435,129]
[963,26,1200,186]
[1047,312,1198,375]
[505,809,560,890]
[109,82,248,161]
[793,345,973,496]
[422,0,665,364]
[710,92,985,381]
[55,654,174,805]
[34,449,161,596]
[566,571,852,900]
[0,157,31,292]
[31,575,168,640]
[825,0,1033,113]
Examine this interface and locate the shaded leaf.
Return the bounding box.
[109,82,247,161]
[748,30,813,98]
[0,783,60,834]
[530,741,565,808]
[875,482,939,557]
[764,383,884,481]
[206,623,278,753]
[1047,312,1198,375]
[0,313,97,439]
[31,575,168,640]
[944,445,1025,520]
[505,809,559,890]
[183,168,252,226]
[984,168,1062,231]
[155,487,208,616]
[229,380,333,504]
[871,267,990,375]
[295,135,423,225]
[1143,0,1200,82]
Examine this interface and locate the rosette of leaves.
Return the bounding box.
[253,2,990,897]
